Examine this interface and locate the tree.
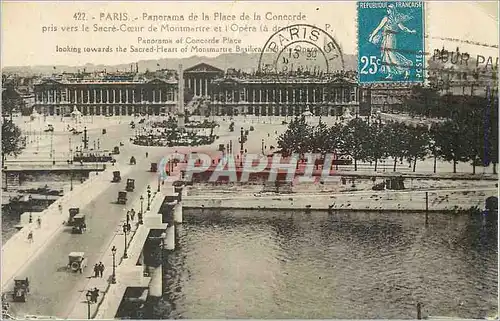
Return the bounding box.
[366,121,390,171]
[433,120,469,173]
[277,116,313,156]
[385,121,409,172]
[405,125,430,172]
[2,118,24,165]
[404,86,441,117]
[340,118,370,171]
[310,121,329,154]
[2,85,25,117]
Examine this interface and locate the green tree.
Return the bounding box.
[2,118,24,165]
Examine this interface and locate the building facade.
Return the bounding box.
[208,72,361,116]
[33,71,179,116]
[33,63,362,117]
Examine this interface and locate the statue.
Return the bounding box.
[342,107,353,120]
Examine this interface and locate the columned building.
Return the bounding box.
[33,73,179,116]
[209,74,360,117]
[183,63,224,97]
[33,63,367,117]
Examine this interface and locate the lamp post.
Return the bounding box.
[147,185,151,211]
[122,223,128,259]
[28,195,33,223]
[86,290,92,319]
[157,176,161,192]
[139,196,144,225]
[111,245,117,284]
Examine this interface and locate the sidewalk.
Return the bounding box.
[1,163,134,292]
[65,176,163,319]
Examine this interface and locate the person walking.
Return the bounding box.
[37,217,41,228]
[130,209,135,221]
[91,288,99,303]
[27,231,33,243]
[98,262,105,278]
[93,264,99,278]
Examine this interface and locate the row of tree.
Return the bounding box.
[277,108,498,174]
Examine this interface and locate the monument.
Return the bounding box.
[342,107,353,120]
[177,64,185,129]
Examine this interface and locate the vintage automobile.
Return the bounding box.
[71,214,86,234]
[102,129,107,135]
[44,124,54,132]
[117,191,127,204]
[150,163,158,172]
[126,179,135,192]
[113,146,120,155]
[67,208,80,225]
[112,171,121,183]
[130,156,136,165]
[67,252,87,273]
[12,277,30,302]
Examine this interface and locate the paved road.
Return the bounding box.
[6,119,243,318]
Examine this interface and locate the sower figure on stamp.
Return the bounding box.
[368,3,416,80]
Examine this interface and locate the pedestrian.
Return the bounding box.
[93,264,99,278]
[130,209,135,221]
[91,288,99,303]
[146,152,149,158]
[27,231,33,243]
[98,262,105,277]
[37,217,41,228]
[126,212,130,223]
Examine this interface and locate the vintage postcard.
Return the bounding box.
[1,1,498,320]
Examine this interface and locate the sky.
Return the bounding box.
[1,1,498,67]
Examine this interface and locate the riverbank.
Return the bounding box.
[182,178,497,213]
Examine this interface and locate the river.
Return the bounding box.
[153,209,497,319]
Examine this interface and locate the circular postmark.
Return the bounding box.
[258,24,345,82]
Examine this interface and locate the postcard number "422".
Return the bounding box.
[360,56,380,75]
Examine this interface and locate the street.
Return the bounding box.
[6,116,244,318]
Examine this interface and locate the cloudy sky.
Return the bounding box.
[1,1,498,67]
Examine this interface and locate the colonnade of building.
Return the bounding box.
[34,84,179,115]
[35,86,179,105]
[211,85,358,104]
[184,77,211,97]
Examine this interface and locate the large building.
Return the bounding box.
[33,66,179,116]
[33,63,363,117]
[208,70,361,117]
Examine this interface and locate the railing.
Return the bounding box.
[3,163,107,171]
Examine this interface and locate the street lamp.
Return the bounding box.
[157,176,161,192]
[139,196,144,225]
[147,185,151,211]
[28,195,33,223]
[122,223,128,259]
[111,245,117,284]
[85,290,92,319]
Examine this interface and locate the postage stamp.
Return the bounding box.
[357,1,425,84]
[258,24,345,82]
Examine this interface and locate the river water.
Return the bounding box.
[153,209,497,319]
